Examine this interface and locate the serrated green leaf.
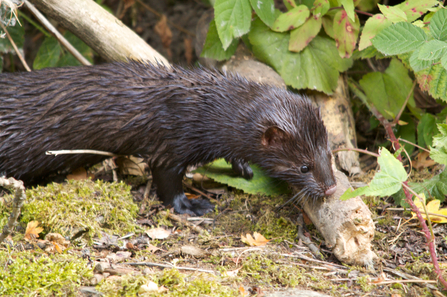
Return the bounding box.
[353,46,385,59]
[249,0,275,27]
[396,0,439,22]
[272,5,309,32]
[314,0,330,16]
[409,48,435,72]
[368,147,407,195]
[415,62,447,101]
[33,36,62,70]
[372,22,427,55]
[442,55,447,71]
[430,8,447,41]
[0,23,24,54]
[341,147,407,200]
[417,113,438,148]
[333,9,360,58]
[214,0,252,49]
[201,19,238,61]
[418,40,447,61]
[338,0,355,22]
[194,159,290,196]
[377,4,407,23]
[249,17,352,94]
[359,59,415,120]
[356,0,380,11]
[288,15,321,52]
[409,170,447,202]
[358,14,392,51]
[430,124,447,165]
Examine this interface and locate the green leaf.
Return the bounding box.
[418,113,438,148]
[333,9,360,58]
[341,147,407,200]
[272,5,309,32]
[414,62,447,101]
[372,22,427,55]
[0,23,24,54]
[377,4,407,23]
[395,114,416,155]
[201,19,238,61]
[194,159,290,196]
[283,0,296,10]
[314,0,330,16]
[409,48,435,72]
[396,0,439,22]
[249,17,352,94]
[57,31,93,67]
[338,0,355,22]
[430,8,447,41]
[288,15,321,52]
[0,56,3,72]
[214,0,252,49]
[358,14,392,51]
[249,0,275,27]
[418,40,447,61]
[33,36,62,70]
[359,59,415,120]
[321,11,336,38]
[430,124,447,165]
[352,46,385,59]
[409,169,447,203]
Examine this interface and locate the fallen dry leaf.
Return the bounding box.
[239,285,248,296]
[412,193,447,223]
[154,15,172,58]
[116,156,147,176]
[146,227,171,239]
[25,221,43,241]
[67,167,94,180]
[241,232,270,246]
[147,243,162,253]
[411,151,436,170]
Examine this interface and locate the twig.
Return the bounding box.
[24,0,91,66]
[126,262,215,273]
[332,147,379,157]
[0,22,31,71]
[182,181,218,203]
[0,177,26,243]
[46,149,117,157]
[296,213,324,260]
[397,138,430,153]
[159,211,204,234]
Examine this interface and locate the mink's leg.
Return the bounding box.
[151,165,214,216]
[227,159,253,179]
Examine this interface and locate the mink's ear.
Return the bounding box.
[261,126,288,147]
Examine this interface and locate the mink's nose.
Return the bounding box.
[324,185,337,196]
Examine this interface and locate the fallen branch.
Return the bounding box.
[0,177,26,243]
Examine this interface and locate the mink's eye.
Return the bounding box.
[300,165,309,173]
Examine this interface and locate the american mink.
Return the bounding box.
[0,61,336,215]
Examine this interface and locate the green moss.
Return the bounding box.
[13,179,138,239]
[97,269,239,297]
[356,276,373,292]
[0,250,93,296]
[241,253,304,287]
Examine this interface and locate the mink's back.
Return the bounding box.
[0,62,328,188]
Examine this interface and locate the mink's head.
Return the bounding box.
[255,91,337,202]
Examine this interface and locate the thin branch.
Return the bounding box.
[46,149,117,157]
[397,138,430,153]
[0,177,26,243]
[24,0,91,66]
[0,21,31,71]
[332,147,379,157]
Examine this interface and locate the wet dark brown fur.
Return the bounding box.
[0,61,336,215]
